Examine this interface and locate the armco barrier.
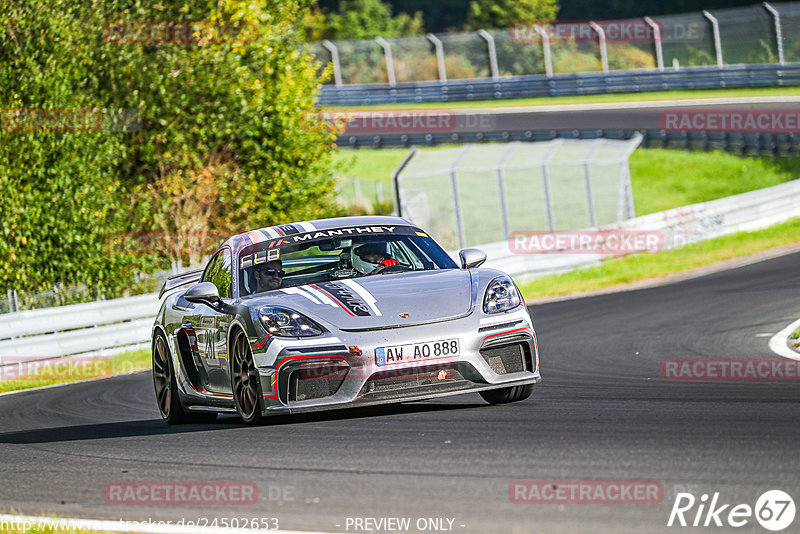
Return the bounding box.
[0,293,160,367]
[475,177,800,281]
[319,64,800,106]
[4,178,800,366]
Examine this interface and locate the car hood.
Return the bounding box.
[243,270,474,331]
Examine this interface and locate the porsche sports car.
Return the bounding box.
[152,215,541,424]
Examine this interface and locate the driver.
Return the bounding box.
[253,259,284,292]
[351,242,400,276]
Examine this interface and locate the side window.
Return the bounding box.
[202,249,233,298]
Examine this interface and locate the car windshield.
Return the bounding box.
[238,225,457,297]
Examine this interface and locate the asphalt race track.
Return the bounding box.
[1,251,799,533]
[338,96,800,141]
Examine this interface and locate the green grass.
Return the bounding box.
[323,86,800,111]
[0,349,150,394]
[520,217,800,300]
[334,148,800,216]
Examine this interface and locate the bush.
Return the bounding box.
[0,0,342,297]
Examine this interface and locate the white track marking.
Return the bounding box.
[768,317,800,361]
[339,279,382,316]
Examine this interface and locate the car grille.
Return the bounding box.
[480,343,529,374]
[286,362,348,402]
[357,363,476,399]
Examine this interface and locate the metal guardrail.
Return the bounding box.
[475,177,800,281]
[0,293,160,365]
[3,173,800,365]
[319,64,800,106]
[340,128,800,158]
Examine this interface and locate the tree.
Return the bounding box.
[467,0,558,30]
[0,0,343,297]
[324,0,424,40]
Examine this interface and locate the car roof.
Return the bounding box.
[221,215,417,255]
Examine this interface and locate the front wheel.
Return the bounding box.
[479,384,534,405]
[231,330,266,424]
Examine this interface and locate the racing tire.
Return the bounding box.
[153,333,215,424]
[479,384,534,405]
[231,330,267,425]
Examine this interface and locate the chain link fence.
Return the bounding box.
[393,136,642,250]
[309,1,796,86]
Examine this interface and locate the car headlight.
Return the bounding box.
[259,307,323,337]
[483,276,522,314]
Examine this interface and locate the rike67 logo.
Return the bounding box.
[668,490,796,531]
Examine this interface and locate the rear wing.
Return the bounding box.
[159,269,204,299]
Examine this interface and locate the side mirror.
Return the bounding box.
[184,282,223,309]
[459,248,487,269]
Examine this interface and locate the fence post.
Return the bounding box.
[589,21,609,73]
[619,133,644,221]
[763,2,785,66]
[353,177,363,205]
[321,40,343,87]
[644,17,664,71]
[391,147,419,217]
[582,140,604,228]
[477,30,500,80]
[375,36,397,86]
[426,33,447,82]
[7,289,18,313]
[496,144,518,240]
[376,182,384,205]
[533,25,553,77]
[541,140,564,232]
[450,146,472,249]
[702,11,724,68]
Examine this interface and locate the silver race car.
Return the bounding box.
[152,216,541,424]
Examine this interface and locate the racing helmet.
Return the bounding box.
[351,242,391,275]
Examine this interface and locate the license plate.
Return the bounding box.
[375,339,460,366]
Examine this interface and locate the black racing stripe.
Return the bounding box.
[277,224,300,235]
[316,282,372,317]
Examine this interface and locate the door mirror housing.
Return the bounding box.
[459,248,487,269]
[185,282,225,310]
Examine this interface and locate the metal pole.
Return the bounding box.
[589,21,609,73]
[477,29,500,80]
[353,177,362,205]
[391,147,418,217]
[702,10,724,68]
[375,36,396,86]
[644,17,664,71]
[321,40,343,87]
[450,146,472,249]
[426,33,447,83]
[582,140,604,228]
[534,25,553,77]
[495,143,518,240]
[763,2,785,66]
[619,132,644,220]
[540,140,564,232]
